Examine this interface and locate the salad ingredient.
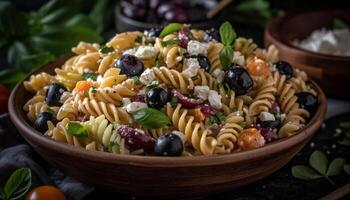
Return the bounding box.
[45,83,67,106]
[26,185,66,200]
[171,89,204,109]
[154,132,183,156]
[146,87,169,109]
[295,92,318,113]
[237,128,265,150]
[116,54,144,77]
[247,56,270,77]
[34,112,57,133]
[225,66,253,96]
[133,108,170,128]
[274,61,293,78]
[118,125,155,150]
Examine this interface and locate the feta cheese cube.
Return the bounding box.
[259,112,275,122]
[194,86,210,100]
[187,40,208,56]
[134,46,158,59]
[208,90,222,109]
[232,51,245,66]
[123,47,138,56]
[122,98,131,107]
[126,102,148,113]
[212,69,225,83]
[182,58,200,77]
[139,68,155,85]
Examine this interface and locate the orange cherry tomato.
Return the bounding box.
[189,108,205,122]
[247,56,270,77]
[76,81,91,94]
[26,186,67,200]
[0,84,10,113]
[237,128,265,150]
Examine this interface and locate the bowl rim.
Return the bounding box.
[265,9,350,61]
[8,57,327,167]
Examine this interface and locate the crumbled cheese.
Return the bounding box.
[122,98,131,107]
[259,112,275,121]
[194,86,210,100]
[187,40,208,56]
[212,69,225,83]
[280,113,286,122]
[96,75,104,84]
[123,47,138,56]
[208,90,222,109]
[232,51,245,66]
[134,46,159,59]
[137,88,147,95]
[139,68,155,85]
[182,58,200,77]
[126,102,148,113]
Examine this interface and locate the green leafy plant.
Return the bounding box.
[0,168,32,200]
[336,121,350,146]
[219,21,236,70]
[67,122,88,137]
[146,80,159,89]
[159,23,184,37]
[133,108,170,128]
[291,150,345,185]
[0,0,104,86]
[333,18,349,30]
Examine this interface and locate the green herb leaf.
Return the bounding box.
[338,138,350,146]
[291,165,322,180]
[146,80,159,89]
[91,87,97,94]
[134,36,142,43]
[83,72,98,81]
[131,76,141,85]
[2,168,32,200]
[309,150,328,175]
[46,107,55,114]
[67,122,88,137]
[108,141,119,152]
[159,23,183,37]
[170,96,178,107]
[219,21,236,46]
[333,18,349,30]
[220,46,233,70]
[344,164,350,175]
[340,121,350,129]
[100,45,114,54]
[326,158,345,176]
[160,39,179,47]
[133,108,170,128]
[83,91,89,98]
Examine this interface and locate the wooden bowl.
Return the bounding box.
[8,57,327,199]
[265,9,350,99]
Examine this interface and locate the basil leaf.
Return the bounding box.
[340,121,350,129]
[67,122,88,137]
[131,76,141,85]
[134,36,142,43]
[146,80,159,89]
[344,164,350,175]
[309,150,328,175]
[83,72,98,81]
[159,23,183,37]
[291,165,322,180]
[3,168,32,200]
[133,108,170,128]
[220,46,233,70]
[326,158,345,176]
[338,138,350,146]
[100,45,114,54]
[333,18,349,30]
[160,39,179,47]
[219,21,236,46]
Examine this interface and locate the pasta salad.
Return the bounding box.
[23,22,318,156]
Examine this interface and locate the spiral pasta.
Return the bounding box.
[207,42,224,73]
[234,37,258,58]
[24,72,56,93]
[106,31,143,51]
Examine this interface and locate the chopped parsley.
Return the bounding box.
[160,39,179,47]
[208,112,225,125]
[170,96,178,107]
[131,76,141,85]
[67,122,88,138]
[91,86,97,94]
[82,72,99,81]
[46,107,55,114]
[146,80,159,89]
[134,36,142,43]
[108,141,119,152]
[99,45,114,54]
[83,91,89,97]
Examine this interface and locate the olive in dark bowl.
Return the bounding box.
[45,83,67,106]
[146,87,169,109]
[296,92,318,114]
[225,66,253,96]
[116,54,144,77]
[154,132,183,156]
[33,112,57,133]
[274,61,293,79]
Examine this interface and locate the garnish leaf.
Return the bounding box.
[291,165,322,180]
[159,23,183,37]
[134,36,142,43]
[326,158,345,176]
[309,150,328,175]
[133,108,170,128]
[67,122,88,137]
[83,72,98,81]
[219,21,236,46]
[160,39,179,47]
[220,46,233,70]
[108,141,119,152]
[146,80,159,89]
[344,164,350,175]
[338,138,350,146]
[100,45,114,54]
[170,96,178,107]
[339,121,350,129]
[333,18,349,30]
[2,168,32,200]
[131,76,141,85]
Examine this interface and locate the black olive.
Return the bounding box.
[33,112,57,133]
[190,55,211,71]
[296,92,318,114]
[204,28,220,42]
[116,54,144,77]
[224,66,253,96]
[45,83,67,106]
[146,87,169,109]
[154,133,183,156]
[274,61,293,79]
[145,27,162,38]
[257,119,281,130]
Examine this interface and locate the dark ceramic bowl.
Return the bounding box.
[265,9,350,99]
[9,57,327,199]
[115,5,225,32]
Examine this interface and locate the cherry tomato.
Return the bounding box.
[188,108,205,122]
[237,128,265,150]
[75,81,91,94]
[0,84,10,113]
[247,56,270,77]
[26,186,66,200]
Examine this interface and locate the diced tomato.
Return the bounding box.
[26,185,67,200]
[188,108,205,122]
[247,56,270,77]
[237,128,265,150]
[75,81,91,94]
